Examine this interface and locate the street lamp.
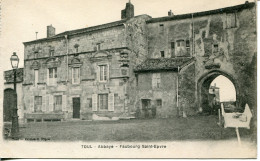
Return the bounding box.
[10,52,19,139]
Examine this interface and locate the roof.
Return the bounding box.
[146,2,255,24]
[23,19,127,44]
[4,68,23,84]
[134,57,194,72]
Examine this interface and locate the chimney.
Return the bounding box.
[121,1,134,19]
[168,10,173,16]
[47,25,55,38]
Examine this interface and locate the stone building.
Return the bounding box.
[134,1,256,118]
[22,1,256,121]
[3,68,24,122]
[22,2,150,122]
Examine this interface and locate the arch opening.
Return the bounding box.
[198,71,238,115]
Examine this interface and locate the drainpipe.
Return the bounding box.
[177,66,180,117]
[65,35,69,82]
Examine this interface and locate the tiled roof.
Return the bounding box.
[23,19,127,44]
[146,2,255,24]
[134,57,194,72]
[4,68,23,84]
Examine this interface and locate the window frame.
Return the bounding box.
[226,12,237,29]
[48,67,57,86]
[152,73,161,89]
[72,67,80,84]
[160,51,165,58]
[98,64,109,82]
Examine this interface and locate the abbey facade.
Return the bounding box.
[21,2,256,122]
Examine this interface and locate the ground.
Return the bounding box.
[4,115,254,142]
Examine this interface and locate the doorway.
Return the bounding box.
[3,89,16,122]
[141,99,151,118]
[73,97,80,118]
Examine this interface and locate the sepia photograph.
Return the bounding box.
[0,0,258,158]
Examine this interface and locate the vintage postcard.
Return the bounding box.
[0,0,257,158]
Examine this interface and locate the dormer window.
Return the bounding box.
[50,50,54,57]
[97,43,101,51]
[34,51,39,59]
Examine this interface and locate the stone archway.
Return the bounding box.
[197,70,239,113]
[3,88,16,122]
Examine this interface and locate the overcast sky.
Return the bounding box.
[0,0,255,71]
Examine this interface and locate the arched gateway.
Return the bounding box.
[197,70,239,113]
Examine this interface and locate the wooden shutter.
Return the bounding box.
[108,93,114,111]
[30,95,34,112]
[107,64,110,81]
[42,95,46,112]
[96,66,100,82]
[152,73,156,88]
[47,69,49,85]
[92,94,98,111]
[62,95,67,111]
[49,95,54,111]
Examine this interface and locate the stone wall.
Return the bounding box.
[22,15,151,121]
[136,71,178,118]
[146,4,257,115]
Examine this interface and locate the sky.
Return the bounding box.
[0,0,255,71]
[211,75,236,102]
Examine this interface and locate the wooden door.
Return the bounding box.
[3,89,15,122]
[73,97,80,118]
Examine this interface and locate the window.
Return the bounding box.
[34,69,38,86]
[34,51,39,59]
[50,50,54,57]
[160,51,165,58]
[213,44,219,53]
[48,67,57,85]
[97,43,101,51]
[226,13,236,28]
[99,65,108,82]
[171,42,175,57]
[152,73,161,89]
[186,40,190,48]
[159,24,164,33]
[72,67,80,84]
[156,99,162,108]
[98,94,108,110]
[54,95,62,111]
[34,96,42,112]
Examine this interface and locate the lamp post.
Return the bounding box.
[10,52,19,139]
